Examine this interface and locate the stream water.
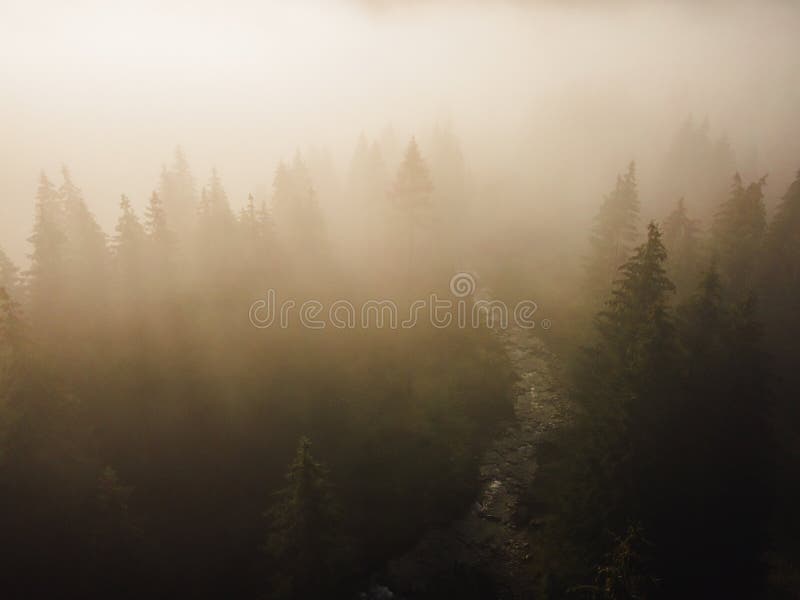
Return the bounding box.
[363,320,569,598]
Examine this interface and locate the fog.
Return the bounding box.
[4,2,800,598]
[2,0,799,263]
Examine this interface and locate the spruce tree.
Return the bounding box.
[113,195,146,279]
[389,138,434,279]
[25,172,66,333]
[272,155,327,273]
[58,166,109,328]
[587,162,640,297]
[662,197,702,298]
[158,146,196,235]
[0,247,19,299]
[713,173,767,297]
[264,437,346,598]
[671,264,771,595]
[555,223,676,582]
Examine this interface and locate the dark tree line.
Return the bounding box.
[528,164,800,598]
[0,138,513,598]
[0,127,798,598]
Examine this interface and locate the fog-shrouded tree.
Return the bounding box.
[670,264,771,596]
[389,137,434,280]
[712,172,767,298]
[194,169,237,287]
[59,166,110,340]
[550,223,675,590]
[761,169,800,337]
[0,247,19,300]
[113,196,146,284]
[271,155,327,278]
[158,146,196,236]
[346,134,390,265]
[25,172,66,335]
[662,197,703,299]
[237,193,275,287]
[656,116,737,221]
[264,437,349,599]
[760,169,800,581]
[586,161,640,298]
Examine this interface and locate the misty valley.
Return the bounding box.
[1,1,800,599]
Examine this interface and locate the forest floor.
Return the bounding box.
[364,321,570,599]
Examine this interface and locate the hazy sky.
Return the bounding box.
[2,0,799,263]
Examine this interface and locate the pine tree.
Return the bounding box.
[158,146,196,235]
[671,265,771,595]
[712,173,767,297]
[25,172,66,332]
[762,169,800,305]
[657,116,736,221]
[113,195,146,280]
[595,221,675,385]
[662,197,702,298]
[56,167,109,348]
[192,169,237,287]
[0,286,24,380]
[389,138,435,278]
[141,191,176,318]
[390,137,434,225]
[144,191,173,249]
[554,223,676,580]
[237,193,274,285]
[587,162,640,297]
[264,437,347,598]
[0,247,19,299]
[199,168,234,225]
[271,155,327,272]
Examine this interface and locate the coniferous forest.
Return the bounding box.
[1,1,800,599]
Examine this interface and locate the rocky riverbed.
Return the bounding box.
[363,323,569,599]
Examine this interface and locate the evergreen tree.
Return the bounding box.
[199,168,234,225]
[553,223,675,585]
[657,116,736,221]
[59,166,109,317]
[0,247,19,299]
[237,193,275,286]
[389,138,434,278]
[761,169,800,331]
[712,173,767,297]
[113,195,146,283]
[595,221,675,386]
[264,437,347,598]
[25,172,66,332]
[390,137,434,226]
[671,265,771,595]
[142,190,177,310]
[586,162,640,297]
[195,169,237,286]
[144,191,172,246]
[158,146,196,235]
[344,134,389,264]
[272,155,327,273]
[662,197,702,298]
[91,466,141,570]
